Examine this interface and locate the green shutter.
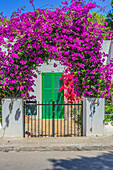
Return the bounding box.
[42,73,64,119]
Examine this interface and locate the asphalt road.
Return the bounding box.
[0,151,113,170]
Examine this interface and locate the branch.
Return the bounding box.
[39,4,56,10]
[31,2,35,12]
[108,15,113,22]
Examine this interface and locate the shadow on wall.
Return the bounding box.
[1,98,21,138]
[87,98,100,133]
[3,99,14,130]
[46,151,113,170]
[15,108,21,121]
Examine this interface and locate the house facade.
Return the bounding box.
[0,40,113,137]
[30,40,113,103]
[1,40,113,118]
[28,60,66,119]
[30,60,66,103]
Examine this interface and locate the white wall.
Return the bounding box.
[2,98,24,137]
[83,97,105,136]
[29,60,66,118]
[100,40,112,65]
[30,60,66,102]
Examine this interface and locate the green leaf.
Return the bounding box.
[91,85,95,89]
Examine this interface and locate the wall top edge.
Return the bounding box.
[2,97,23,99]
[83,96,105,99]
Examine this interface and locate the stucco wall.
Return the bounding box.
[30,60,66,102]
[29,60,66,118]
[2,98,24,137]
[83,97,105,136]
[100,40,112,65]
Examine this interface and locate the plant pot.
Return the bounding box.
[25,115,30,124]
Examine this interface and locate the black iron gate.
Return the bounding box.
[24,101,83,137]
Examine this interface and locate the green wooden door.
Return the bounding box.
[42,73,64,119]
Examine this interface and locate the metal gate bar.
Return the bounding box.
[24,101,83,137]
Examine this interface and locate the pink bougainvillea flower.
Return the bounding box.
[19,86,24,89]
[10,73,14,77]
[53,63,57,67]
[25,131,31,136]
[61,1,68,5]
[20,60,26,65]
[21,93,25,98]
[11,53,19,59]
[77,71,80,74]
[28,132,31,136]
[9,87,14,90]
[0,0,112,101]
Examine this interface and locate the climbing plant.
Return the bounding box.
[0,0,113,100]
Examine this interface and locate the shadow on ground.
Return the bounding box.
[46,151,113,170]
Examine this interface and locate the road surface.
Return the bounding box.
[0,151,113,170]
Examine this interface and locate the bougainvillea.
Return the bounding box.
[59,67,82,103]
[59,70,74,103]
[0,0,113,100]
[59,67,75,103]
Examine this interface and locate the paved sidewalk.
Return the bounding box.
[0,136,113,151]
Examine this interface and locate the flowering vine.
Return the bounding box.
[0,0,113,100]
[59,67,82,103]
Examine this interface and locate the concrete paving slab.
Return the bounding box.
[0,136,113,151]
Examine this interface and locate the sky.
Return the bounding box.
[0,0,112,19]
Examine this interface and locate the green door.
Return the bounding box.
[42,73,64,119]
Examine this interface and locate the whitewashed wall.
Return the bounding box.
[2,98,24,137]
[100,40,113,65]
[29,60,66,118]
[30,60,66,102]
[83,97,105,136]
